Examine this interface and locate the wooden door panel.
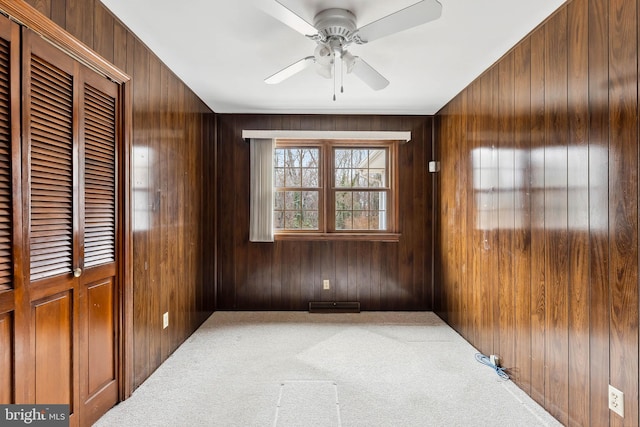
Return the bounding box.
[0,21,18,407]
[33,291,72,407]
[77,63,119,427]
[0,311,12,403]
[86,278,114,396]
[0,14,22,406]
[22,34,78,421]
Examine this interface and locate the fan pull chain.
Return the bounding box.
[333,55,337,101]
[341,56,344,94]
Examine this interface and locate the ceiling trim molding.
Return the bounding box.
[242,130,411,142]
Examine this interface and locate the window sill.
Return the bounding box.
[274,233,401,242]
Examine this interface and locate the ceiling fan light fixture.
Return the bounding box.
[314,42,333,66]
[342,51,356,73]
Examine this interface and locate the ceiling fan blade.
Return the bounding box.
[259,0,317,36]
[265,56,315,84]
[354,0,442,44]
[351,58,389,91]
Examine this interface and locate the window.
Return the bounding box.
[274,145,321,230]
[334,147,388,231]
[274,140,399,240]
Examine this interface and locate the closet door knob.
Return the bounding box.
[73,267,82,278]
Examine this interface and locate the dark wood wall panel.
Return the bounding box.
[201,112,216,318]
[566,0,590,424]
[21,0,216,392]
[435,0,640,424]
[217,114,433,311]
[512,37,532,397]
[609,0,640,424]
[543,10,569,423]
[130,36,151,388]
[528,26,546,408]
[587,0,611,423]
[65,0,94,48]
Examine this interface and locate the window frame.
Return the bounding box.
[274,139,400,242]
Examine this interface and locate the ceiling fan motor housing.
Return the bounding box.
[313,8,358,44]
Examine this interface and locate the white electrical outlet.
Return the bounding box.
[163,312,169,329]
[323,279,330,290]
[609,384,624,417]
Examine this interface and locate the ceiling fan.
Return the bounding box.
[261,0,443,100]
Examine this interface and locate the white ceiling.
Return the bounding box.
[100,0,566,115]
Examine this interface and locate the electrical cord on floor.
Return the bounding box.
[475,353,509,380]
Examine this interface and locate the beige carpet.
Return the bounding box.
[94,312,561,427]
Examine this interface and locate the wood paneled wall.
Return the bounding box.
[216,114,433,311]
[435,0,639,424]
[22,0,216,390]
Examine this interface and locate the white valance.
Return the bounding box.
[242,130,411,142]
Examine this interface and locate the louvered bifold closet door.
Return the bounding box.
[21,27,121,425]
[23,30,79,421]
[0,16,19,406]
[77,67,119,427]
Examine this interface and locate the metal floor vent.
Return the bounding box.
[308,301,360,313]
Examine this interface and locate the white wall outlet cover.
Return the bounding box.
[609,384,624,418]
